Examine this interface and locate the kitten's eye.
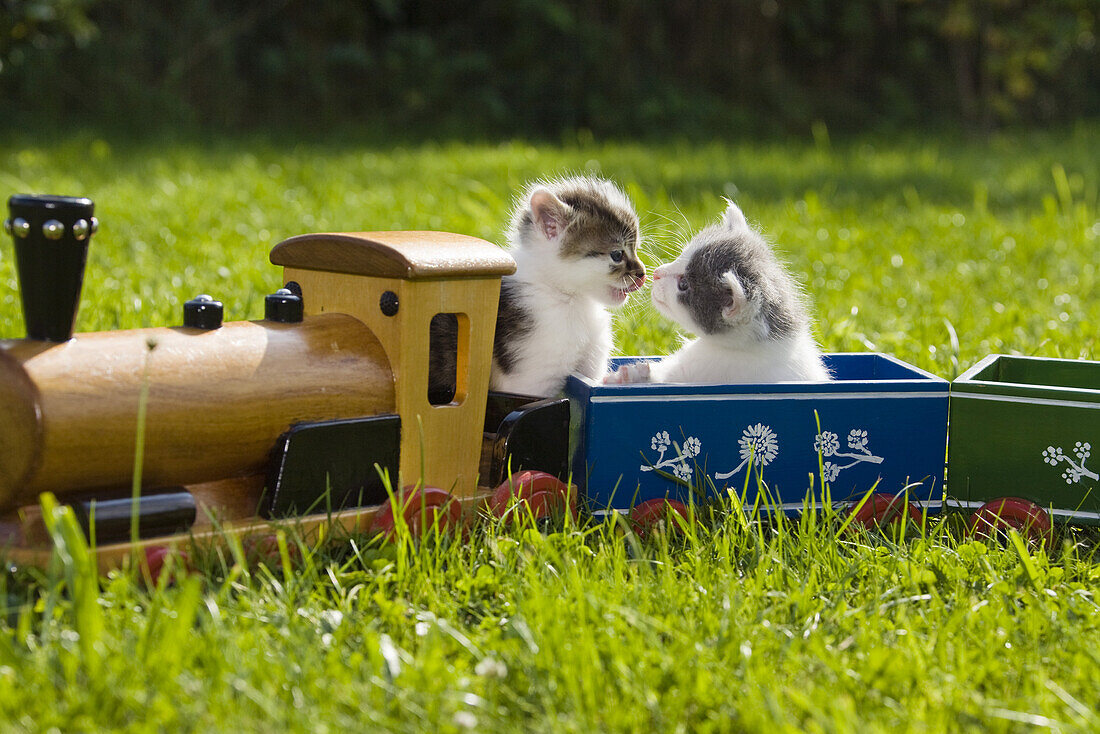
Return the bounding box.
[609,250,624,263]
[677,277,689,291]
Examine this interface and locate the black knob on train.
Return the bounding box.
[265,288,304,323]
[183,294,224,330]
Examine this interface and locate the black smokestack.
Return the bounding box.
[5,195,96,341]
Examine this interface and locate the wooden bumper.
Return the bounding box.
[0,313,394,509]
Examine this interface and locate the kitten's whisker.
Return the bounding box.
[641,212,693,263]
[645,210,691,238]
[655,201,690,235]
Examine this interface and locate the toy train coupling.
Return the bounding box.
[0,194,571,569]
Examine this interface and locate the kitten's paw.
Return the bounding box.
[601,369,626,385]
[603,362,651,385]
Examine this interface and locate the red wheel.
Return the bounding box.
[143,545,191,585]
[489,470,577,521]
[629,498,690,536]
[373,485,462,539]
[847,494,921,531]
[969,498,1052,544]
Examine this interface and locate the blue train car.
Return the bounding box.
[565,353,949,516]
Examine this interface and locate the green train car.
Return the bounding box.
[948,355,1100,537]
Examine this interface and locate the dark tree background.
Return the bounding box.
[2,0,1097,136]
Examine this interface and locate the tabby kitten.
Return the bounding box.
[430,176,646,401]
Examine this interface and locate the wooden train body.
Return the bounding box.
[1,193,1098,567]
[0,314,394,501]
[0,221,570,569]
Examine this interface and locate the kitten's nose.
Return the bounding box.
[653,266,667,281]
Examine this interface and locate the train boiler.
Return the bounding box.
[0,194,570,570]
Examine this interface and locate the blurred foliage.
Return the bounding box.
[1,0,1097,135]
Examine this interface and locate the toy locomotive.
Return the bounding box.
[0,194,570,571]
[0,193,1097,572]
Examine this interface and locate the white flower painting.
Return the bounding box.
[640,430,702,482]
[714,424,780,481]
[813,427,883,484]
[1042,441,1097,484]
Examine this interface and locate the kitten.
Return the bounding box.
[429,177,646,401]
[604,200,829,385]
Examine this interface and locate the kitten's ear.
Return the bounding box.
[720,198,749,233]
[529,188,571,242]
[720,270,749,322]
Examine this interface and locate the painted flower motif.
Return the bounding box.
[739,423,779,467]
[813,431,840,458]
[1041,440,1096,485]
[683,436,702,459]
[847,429,869,451]
[642,430,702,483]
[823,462,841,483]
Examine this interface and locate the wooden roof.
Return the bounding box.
[270,231,515,280]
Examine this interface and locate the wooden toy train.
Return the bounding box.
[1,194,1097,571]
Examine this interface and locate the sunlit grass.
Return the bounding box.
[0,126,1099,731]
[4,494,1100,732]
[1,126,1096,371]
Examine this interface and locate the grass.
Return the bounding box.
[1,124,1099,731]
[2,125,1097,367]
[6,500,1100,732]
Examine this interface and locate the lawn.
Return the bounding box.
[0,126,1098,731]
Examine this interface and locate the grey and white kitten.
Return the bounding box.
[430,177,646,401]
[604,200,829,385]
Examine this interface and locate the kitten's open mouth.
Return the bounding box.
[609,287,632,305]
[609,277,644,305]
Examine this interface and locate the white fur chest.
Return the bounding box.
[650,331,830,384]
[490,283,612,396]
